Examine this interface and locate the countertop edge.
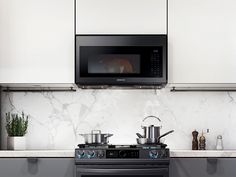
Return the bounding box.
[0,150,75,158]
[0,150,236,158]
[170,150,236,158]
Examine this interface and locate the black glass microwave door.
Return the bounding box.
[79,46,163,77]
[88,54,140,74]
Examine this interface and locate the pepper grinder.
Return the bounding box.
[199,131,206,150]
[192,130,199,150]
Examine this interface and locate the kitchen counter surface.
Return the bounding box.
[0,150,236,158]
[0,150,74,157]
[170,150,236,158]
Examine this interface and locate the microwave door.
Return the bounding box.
[75,35,167,87]
[79,46,162,77]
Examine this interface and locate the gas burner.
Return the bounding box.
[77,144,109,149]
[77,143,168,150]
[137,143,167,149]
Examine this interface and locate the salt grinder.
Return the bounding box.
[199,131,206,150]
[216,135,223,150]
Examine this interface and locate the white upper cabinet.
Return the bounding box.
[168,0,236,85]
[76,0,167,34]
[0,0,74,84]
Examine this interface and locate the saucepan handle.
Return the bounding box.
[142,115,161,122]
[158,130,174,141]
[104,134,113,138]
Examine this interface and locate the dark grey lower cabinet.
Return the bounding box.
[170,158,236,177]
[0,158,74,177]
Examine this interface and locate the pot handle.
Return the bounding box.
[158,130,174,141]
[91,130,101,134]
[142,115,161,123]
[104,134,113,138]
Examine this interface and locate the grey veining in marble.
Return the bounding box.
[1,89,236,150]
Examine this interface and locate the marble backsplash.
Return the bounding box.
[1,88,236,150]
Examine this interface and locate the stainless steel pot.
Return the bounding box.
[146,130,174,144]
[136,115,174,145]
[136,130,174,145]
[141,115,162,139]
[136,138,147,145]
[79,130,113,145]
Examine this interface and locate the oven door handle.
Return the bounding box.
[78,168,168,174]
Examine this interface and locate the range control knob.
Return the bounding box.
[97,151,105,158]
[119,150,127,158]
[87,150,96,159]
[159,150,167,158]
[77,150,85,159]
[149,150,159,159]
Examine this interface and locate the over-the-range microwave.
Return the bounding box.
[75,35,167,88]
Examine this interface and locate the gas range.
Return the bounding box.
[75,144,169,163]
[75,144,170,177]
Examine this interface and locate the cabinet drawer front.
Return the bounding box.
[170,158,236,177]
[0,158,74,177]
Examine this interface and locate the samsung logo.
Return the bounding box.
[153,50,159,53]
[116,79,126,82]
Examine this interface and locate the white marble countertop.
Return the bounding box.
[170,150,236,158]
[0,150,236,158]
[0,150,74,157]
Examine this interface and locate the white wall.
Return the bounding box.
[1,89,236,150]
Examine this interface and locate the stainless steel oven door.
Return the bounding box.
[76,165,169,177]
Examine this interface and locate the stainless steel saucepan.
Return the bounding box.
[141,115,162,139]
[79,130,113,145]
[136,130,174,145]
[136,115,174,145]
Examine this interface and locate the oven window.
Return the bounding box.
[84,176,163,177]
[77,168,168,177]
[88,54,140,74]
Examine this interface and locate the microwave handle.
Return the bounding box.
[77,168,168,174]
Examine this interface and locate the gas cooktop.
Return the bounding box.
[77,143,167,149]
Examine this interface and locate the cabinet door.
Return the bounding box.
[0,158,74,177]
[76,0,167,34]
[168,0,236,85]
[0,0,74,83]
[170,158,236,177]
